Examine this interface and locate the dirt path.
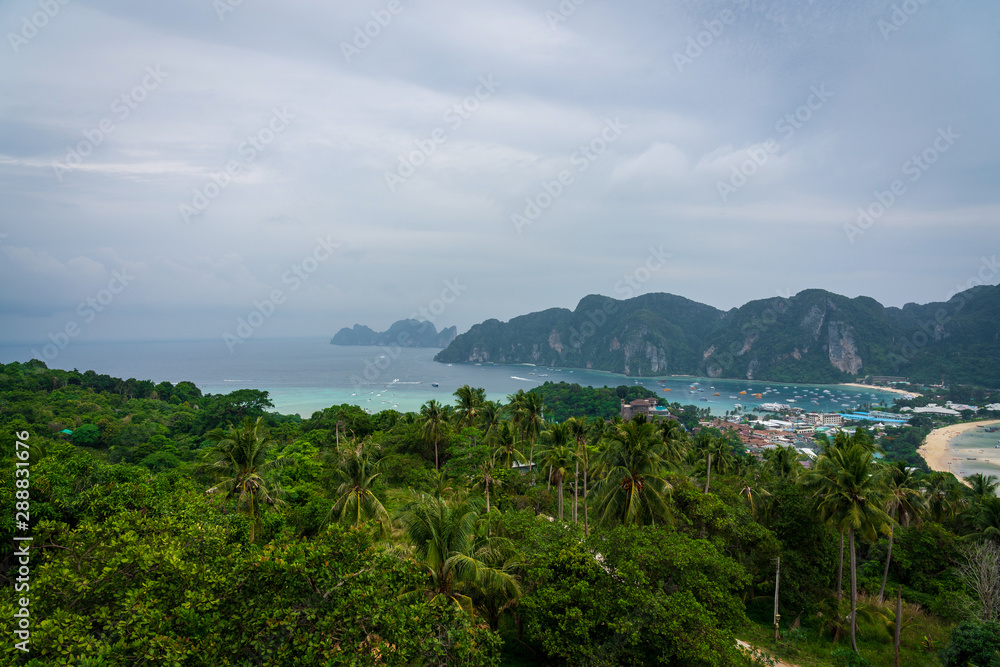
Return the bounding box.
[736,639,801,667]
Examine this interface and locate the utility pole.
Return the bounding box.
[773,556,781,642]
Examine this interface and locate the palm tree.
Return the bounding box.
[509,390,544,473]
[877,461,925,602]
[453,385,487,431]
[764,444,801,481]
[966,496,1000,544]
[965,473,1000,503]
[656,418,688,464]
[591,418,672,527]
[202,416,284,542]
[419,399,448,471]
[488,421,525,470]
[923,471,966,524]
[566,416,596,531]
[806,443,891,653]
[471,454,501,514]
[694,434,735,493]
[393,493,520,617]
[538,423,578,521]
[325,438,389,536]
[477,400,504,440]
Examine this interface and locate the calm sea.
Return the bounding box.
[0,338,900,418]
[946,425,1000,481]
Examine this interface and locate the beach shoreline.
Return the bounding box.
[838,382,921,398]
[918,419,1000,481]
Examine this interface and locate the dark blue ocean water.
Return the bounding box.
[0,338,900,418]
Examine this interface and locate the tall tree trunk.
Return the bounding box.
[583,466,589,538]
[774,556,781,642]
[893,584,902,667]
[850,528,858,653]
[837,532,844,603]
[878,524,894,603]
[485,475,490,513]
[434,436,439,471]
[573,461,579,523]
[704,453,712,494]
[557,477,563,520]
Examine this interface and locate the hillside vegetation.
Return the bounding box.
[435,286,1000,387]
[2,360,999,666]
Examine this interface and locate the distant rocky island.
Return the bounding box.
[331,319,458,348]
[434,286,1000,387]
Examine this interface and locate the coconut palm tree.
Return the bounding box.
[591,418,672,527]
[202,416,285,542]
[965,473,1000,503]
[325,437,389,536]
[694,434,736,493]
[393,492,520,617]
[453,385,487,431]
[471,454,501,514]
[488,421,525,470]
[656,418,688,464]
[764,444,801,481]
[566,416,598,531]
[476,400,504,440]
[509,389,544,472]
[538,423,578,521]
[877,460,926,602]
[419,399,448,471]
[806,443,891,653]
[923,470,966,524]
[966,496,1000,544]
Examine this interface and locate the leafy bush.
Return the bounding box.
[831,647,874,667]
[938,621,1000,667]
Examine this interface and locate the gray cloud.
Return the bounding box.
[0,0,997,347]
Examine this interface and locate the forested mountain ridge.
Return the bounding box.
[434,286,1000,386]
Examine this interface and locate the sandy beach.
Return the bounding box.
[838,382,921,398]
[919,420,1000,481]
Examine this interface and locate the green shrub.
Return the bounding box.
[939,621,1000,667]
[831,648,874,667]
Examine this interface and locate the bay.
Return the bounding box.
[946,426,1000,481]
[0,337,901,418]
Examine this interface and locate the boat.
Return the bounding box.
[699,397,708,401]
[662,388,671,392]
[753,393,762,398]
[431,382,439,387]
[713,392,720,396]
[739,391,747,395]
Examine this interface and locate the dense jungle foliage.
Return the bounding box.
[2,360,999,666]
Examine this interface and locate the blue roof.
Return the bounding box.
[839,413,908,424]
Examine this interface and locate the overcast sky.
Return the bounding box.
[1,0,997,346]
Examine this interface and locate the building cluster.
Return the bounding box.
[620,396,921,465]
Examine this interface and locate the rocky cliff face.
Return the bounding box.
[827,321,863,374]
[433,286,1000,385]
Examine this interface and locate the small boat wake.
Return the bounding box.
[510,376,537,382]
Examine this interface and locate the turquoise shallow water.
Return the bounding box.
[0,337,902,418]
